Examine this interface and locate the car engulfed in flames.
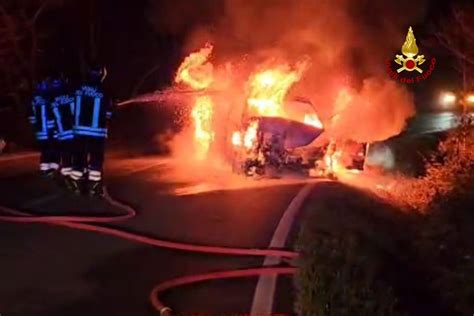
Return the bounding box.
[230,102,367,179]
[173,43,368,179]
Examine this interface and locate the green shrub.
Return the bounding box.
[413,190,474,315]
[295,126,474,315]
[391,125,474,211]
[388,124,474,314]
[294,187,406,316]
[295,230,400,316]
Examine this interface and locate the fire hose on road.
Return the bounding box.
[0,188,299,316]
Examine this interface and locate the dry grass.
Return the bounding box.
[296,125,474,315]
[390,125,474,211]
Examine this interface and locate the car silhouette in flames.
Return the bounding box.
[230,98,368,179]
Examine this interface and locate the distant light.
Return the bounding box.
[439,91,456,107]
[466,94,474,104]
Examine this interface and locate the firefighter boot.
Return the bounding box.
[55,168,72,188]
[88,180,104,198]
[64,177,82,195]
[40,166,58,179]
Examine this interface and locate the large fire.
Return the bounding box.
[243,120,259,149]
[174,44,215,160]
[246,63,307,117]
[174,44,343,176]
[331,88,353,126]
[191,96,214,159]
[324,145,345,175]
[231,120,259,150]
[175,43,214,90]
[231,62,312,149]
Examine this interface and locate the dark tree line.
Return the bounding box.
[0,0,102,145]
[435,2,474,96]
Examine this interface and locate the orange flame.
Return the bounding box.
[232,120,259,150]
[331,88,353,125]
[175,43,214,90]
[246,62,308,117]
[243,120,259,149]
[175,44,216,160]
[321,140,348,176]
[191,96,214,159]
[232,131,242,147]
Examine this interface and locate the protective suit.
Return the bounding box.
[50,76,75,177]
[68,65,113,197]
[29,79,60,176]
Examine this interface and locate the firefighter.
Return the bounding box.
[67,65,113,197]
[50,74,75,179]
[29,77,60,177]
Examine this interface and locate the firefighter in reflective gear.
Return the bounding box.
[68,65,113,197]
[29,78,60,177]
[50,75,75,179]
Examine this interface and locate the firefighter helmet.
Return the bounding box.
[35,79,49,93]
[50,75,66,91]
[87,65,107,83]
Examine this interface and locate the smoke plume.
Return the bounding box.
[177,0,428,143]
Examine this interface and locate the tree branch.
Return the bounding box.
[31,0,50,24]
[434,31,474,66]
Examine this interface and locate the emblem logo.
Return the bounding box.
[395,27,426,73]
[386,26,436,84]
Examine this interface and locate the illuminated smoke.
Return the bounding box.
[152,0,429,174]
[366,143,396,170]
[180,0,428,143]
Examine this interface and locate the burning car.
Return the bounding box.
[230,99,368,179]
[231,115,323,177]
[168,44,368,179]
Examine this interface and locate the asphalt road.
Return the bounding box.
[0,154,311,316]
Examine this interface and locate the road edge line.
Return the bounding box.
[250,183,314,315]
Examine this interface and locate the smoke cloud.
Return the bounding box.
[176,0,428,143]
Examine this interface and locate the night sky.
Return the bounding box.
[0,0,469,147]
[36,0,462,102]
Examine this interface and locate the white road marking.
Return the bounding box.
[250,183,315,315]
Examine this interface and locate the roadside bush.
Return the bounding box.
[294,126,474,316]
[391,125,474,211]
[295,231,400,316]
[389,123,474,314]
[294,185,408,316]
[413,180,474,315]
